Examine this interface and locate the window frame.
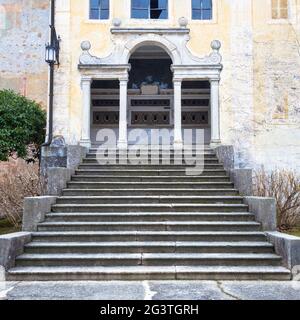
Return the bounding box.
[268,0,295,24]
[271,0,289,20]
[131,0,169,20]
[89,0,110,21]
[192,0,213,21]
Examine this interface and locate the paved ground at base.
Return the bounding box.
[0,281,300,300]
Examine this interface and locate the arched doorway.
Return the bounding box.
[89,44,212,147]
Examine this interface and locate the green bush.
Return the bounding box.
[0,89,46,161]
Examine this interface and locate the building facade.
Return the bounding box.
[0,0,49,107]
[2,0,300,171]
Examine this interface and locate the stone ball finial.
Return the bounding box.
[211,40,221,51]
[112,18,122,27]
[81,41,91,51]
[178,17,188,28]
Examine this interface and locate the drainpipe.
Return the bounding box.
[43,0,56,147]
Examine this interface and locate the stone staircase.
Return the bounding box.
[7,146,291,280]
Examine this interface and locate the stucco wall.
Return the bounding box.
[0,0,49,107]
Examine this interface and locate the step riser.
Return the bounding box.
[32,234,267,242]
[45,214,255,222]
[71,177,231,183]
[82,159,221,164]
[78,165,225,170]
[67,183,235,189]
[7,272,290,281]
[7,272,291,281]
[24,246,274,254]
[75,170,227,177]
[15,258,281,267]
[51,206,248,213]
[62,190,239,196]
[56,198,244,205]
[85,155,219,161]
[37,225,261,232]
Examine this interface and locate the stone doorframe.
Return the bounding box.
[78,28,223,149]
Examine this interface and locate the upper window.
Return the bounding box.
[131,0,168,19]
[271,0,288,19]
[89,0,109,20]
[192,0,212,20]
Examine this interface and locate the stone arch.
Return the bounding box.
[122,34,181,65]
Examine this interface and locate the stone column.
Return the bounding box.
[80,77,92,148]
[173,79,183,149]
[210,79,221,146]
[118,78,128,149]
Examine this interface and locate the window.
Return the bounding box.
[272,0,288,19]
[192,0,212,20]
[89,0,109,20]
[131,0,168,19]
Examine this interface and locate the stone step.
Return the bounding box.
[7,266,291,281]
[56,196,244,205]
[78,164,225,170]
[82,158,221,164]
[75,169,227,176]
[45,212,255,222]
[67,181,235,189]
[61,188,239,196]
[71,175,231,183]
[86,153,218,159]
[88,147,214,153]
[31,231,267,242]
[37,221,261,232]
[51,203,249,213]
[24,241,274,254]
[14,253,282,267]
[62,188,240,196]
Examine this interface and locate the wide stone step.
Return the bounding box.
[62,188,240,196]
[71,175,230,183]
[82,157,220,166]
[7,266,291,281]
[56,196,244,205]
[37,221,261,232]
[31,231,268,242]
[24,241,274,254]
[67,181,235,189]
[78,164,225,170]
[14,253,282,267]
[51,203,249,213]
[86,153,218,159]
[45,212,255,222]
[75,169,227,176]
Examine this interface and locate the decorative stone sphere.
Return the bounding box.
[112,18,122,27]
[178,17,188,28]
[81,41,91,51]
[211,40,221,51]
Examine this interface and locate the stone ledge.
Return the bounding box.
[267,231,300,270]
[111,28,190,34]
[0,232,31,271]
[22,196,57,232]
[45,168,74,196]
[244,197,277,231]
[231,169,253,196]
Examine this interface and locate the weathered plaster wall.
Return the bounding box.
[0,0,49,107]
[45,0,300,172]
[251,0,300,172]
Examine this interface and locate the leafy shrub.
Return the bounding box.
[0,90,46,161]
[253,168,300,231]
